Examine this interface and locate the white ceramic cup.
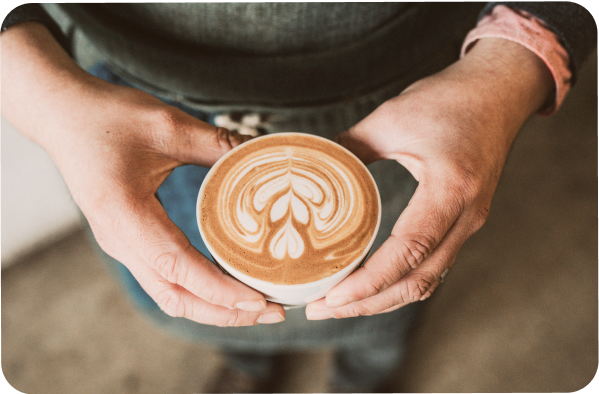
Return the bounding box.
[196,133,381,307]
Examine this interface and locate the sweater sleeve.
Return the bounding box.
[478,2,596,85]
[1,3,71,55]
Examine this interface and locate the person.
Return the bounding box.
[2,3,595,392]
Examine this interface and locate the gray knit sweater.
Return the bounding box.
[2,3,596,107]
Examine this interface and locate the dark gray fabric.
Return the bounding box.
[94,3,410,55]
[57,3,483,107]
[223,341,407,391]
[480,2,597,84]
[10,4,596,97]
[331,343,407,391]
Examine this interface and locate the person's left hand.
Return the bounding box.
[305,38,554,320]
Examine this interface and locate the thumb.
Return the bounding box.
[101,194,268,312]
[324,181,463,307]
[334,127,384,166]
[334,100,405,165]
[157,107,252,167]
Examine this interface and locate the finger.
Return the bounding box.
[307,215,470,320]
[155,108,252,166]
[100,195,270,312]
[126,251,286,326]
[324,182,464,308]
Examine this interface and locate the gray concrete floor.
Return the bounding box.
[2,53,597,393]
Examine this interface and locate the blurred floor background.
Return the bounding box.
[2,50,596,393]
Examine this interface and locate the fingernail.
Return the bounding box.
[235,300,266,312]
[326,295,354,308]
[307,309,335,321]
[257,311,285,324]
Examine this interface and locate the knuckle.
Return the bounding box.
[152,248,188,285]
[156,288,185,318]
[149,107,184,150]
[196,282,217,304]
[213,126,236,154]
[471,204,490,232]
[340,302,373,318]
[444,162,484,204]
[220,310,252,328]
[398,274,435,304]
[395,233,436,269]
[151,246,223,305]
[364,269,395,295]
[152,107,182,134]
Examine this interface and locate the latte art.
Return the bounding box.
[225,148,357,260]
[199,134,380,285]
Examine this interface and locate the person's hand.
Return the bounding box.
[2,22,285,326]
[55,87,287,327]
[306,38,554,319]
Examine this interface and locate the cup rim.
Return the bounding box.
[196,132,382,289]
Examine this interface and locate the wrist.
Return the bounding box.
[392,37,554,171]
[457,37,554,125]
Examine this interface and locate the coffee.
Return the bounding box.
[199,133,380,285]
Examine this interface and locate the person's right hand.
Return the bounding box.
[2,22,286,326]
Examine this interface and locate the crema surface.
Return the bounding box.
[200,134,379,285]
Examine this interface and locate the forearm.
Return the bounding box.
[1,22,100,148]
[403,37,554,162]
[450,37,553,131]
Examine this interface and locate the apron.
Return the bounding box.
[89,62,422,351]
[73,3,483,351]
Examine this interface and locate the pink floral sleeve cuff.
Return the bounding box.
[461,5,572,116]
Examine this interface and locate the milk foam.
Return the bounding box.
[200,134,379,285]
[220,148,357,260]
